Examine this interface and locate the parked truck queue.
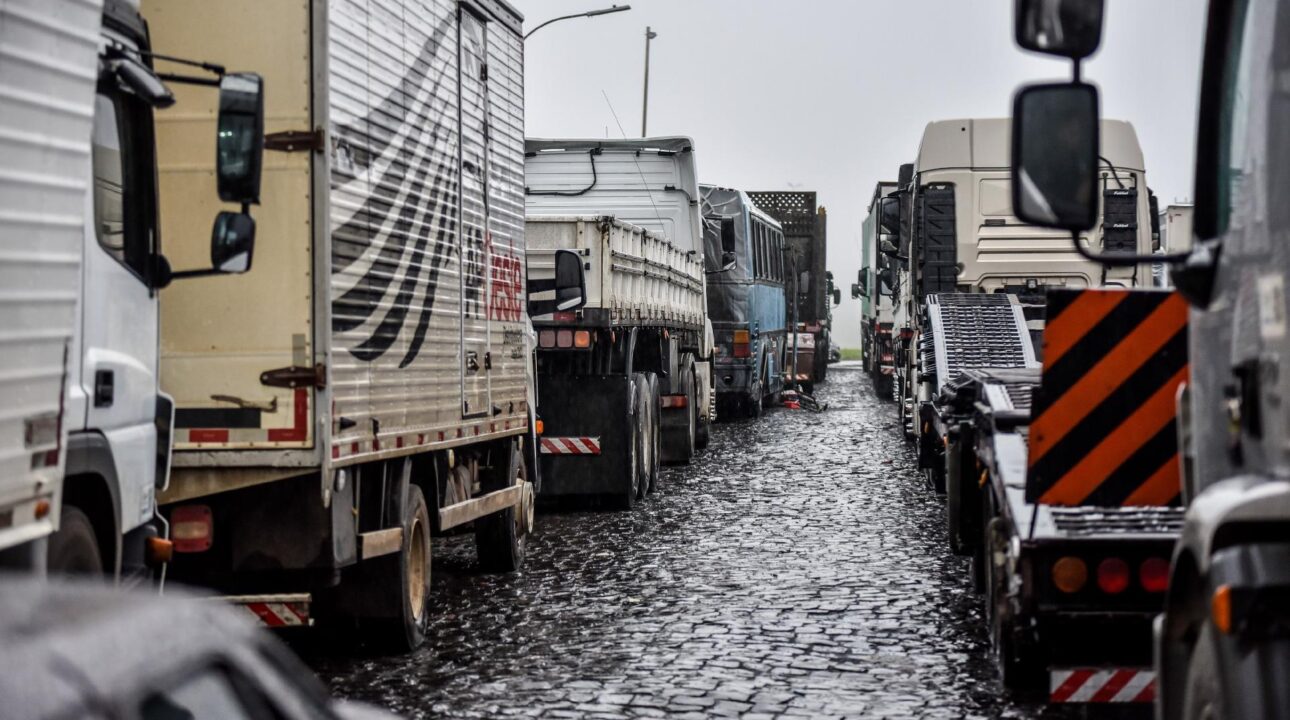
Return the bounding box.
[2,1,1287,719]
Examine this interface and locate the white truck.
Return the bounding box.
[0,0,265,581]
[525,138,715,507]
[151,0,580,651]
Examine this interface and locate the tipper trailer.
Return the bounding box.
[701,186,789,419]
[153,0,582,650]
[932,289,1186,702]
[747,191,832,391]
[525,138,714,506]
[856,181,899,399]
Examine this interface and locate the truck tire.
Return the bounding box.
[475,439,529,572]
[660,361,696,466]
[370,484,432,652]
[614,374,645,510]
[47,506,102,576]
[985,517,1041,691]
[1183,625,1224,720]
[695,410,711,450]
[642,372,661,496]
[947,445,968,556]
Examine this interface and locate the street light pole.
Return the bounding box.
[641,26,657,137]
[524,5,631,40]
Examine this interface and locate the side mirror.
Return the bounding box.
[1011,82,1100,231]
[851,283,861,300]
[211,212,256,273]
[528,249,587,315]
[216,73,266,205]
[554,249,586,311]
[832,288,841,306]
[880,239,899,257]
[1015,0,1104,59]
[720,217,737,254]
[879,196,900,236]
[1149,191,1162,252]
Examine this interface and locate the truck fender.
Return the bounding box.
[63,432,122,577]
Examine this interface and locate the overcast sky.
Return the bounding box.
[514,0,1208,347]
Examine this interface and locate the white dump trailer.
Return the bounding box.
[526,138,715,507]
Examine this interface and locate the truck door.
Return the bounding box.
[82,87,160,529]
[458,7,493,419]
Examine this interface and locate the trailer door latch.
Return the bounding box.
[260,363,327,390]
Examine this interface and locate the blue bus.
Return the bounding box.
[701,186,788,419]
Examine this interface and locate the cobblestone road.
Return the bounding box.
[306,365,1092,719]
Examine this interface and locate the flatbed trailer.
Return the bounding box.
[932,289,1187,703]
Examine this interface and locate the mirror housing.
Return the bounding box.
[880,239,899,258]
[217,73,266,205]
[1149,191,1162,251]
[1015,0,1104,59]
[211,211,256,273]
[528,249,587,316]
[832,288,841,306]
[1011,82,1100,231]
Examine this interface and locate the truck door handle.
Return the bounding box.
[94,370,114,408]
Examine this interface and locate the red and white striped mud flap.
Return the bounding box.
[540,437,602,455]
[1050,668,1156,703]
[225,594,312,628]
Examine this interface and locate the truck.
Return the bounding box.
[152,0,583,651]
[933,290,1187,702]
[747,191,833,392]
[1009,0,1290,717]
[884,118,1157,473]
[701,185,789,419]
[524,138,714,507]
[855,181,899,399]
[0,0,266,582]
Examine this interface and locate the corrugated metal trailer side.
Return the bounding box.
[0,0,101,556]
[153,0,534,650]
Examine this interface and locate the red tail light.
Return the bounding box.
[171,505,213,553]
[1097,558,1130,594]
[1139,557,1170,593]
[733,329,751,358]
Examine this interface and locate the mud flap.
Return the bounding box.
[536,375,635,498]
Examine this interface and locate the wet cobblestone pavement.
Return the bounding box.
[305,365,1100,719]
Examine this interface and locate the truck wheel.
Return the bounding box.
[475,440,529,572]
[371,484,431,652]
[47,506,102,575]
[947,449,967,556]
[695,413,711,450]
[667,363,697,466]
[642,373,661,497]
[615,374,645,510]
[986,517,1041,690]
[1183,625,1224,720]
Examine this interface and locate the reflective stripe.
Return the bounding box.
[1050,668,1155,703]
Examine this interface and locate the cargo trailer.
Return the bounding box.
[152,0,580,650]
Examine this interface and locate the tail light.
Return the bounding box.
[556,329,573,348]
[1139,557,1170,593]
[539,330,556,348]
[733,329,751,358]
[1051,556,1088,593]
[1096,557,1130,594]
[574,330,591,348]
[171,505,213,553]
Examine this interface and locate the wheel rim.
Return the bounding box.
[407,514,428,621]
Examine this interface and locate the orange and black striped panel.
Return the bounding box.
[1026,289,1189,506]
